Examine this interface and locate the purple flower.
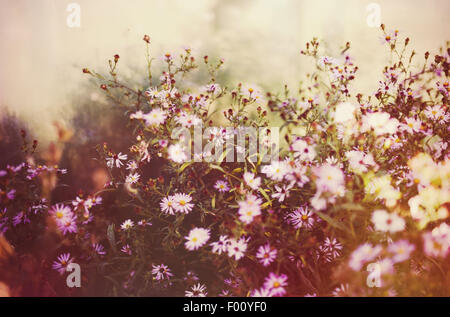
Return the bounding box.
[263,272,288,297]
[52,253,73,275]
[92,243,106,256]
[151,263,174,281]
[256,243,277,267]
[121,244,132,255]
[13,211,30,226]
[56,214,78,235]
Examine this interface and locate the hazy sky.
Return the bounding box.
[1,0,449,141]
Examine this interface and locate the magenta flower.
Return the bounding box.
[52,253,73,275]
[263,272,288,297]
[256,243,277,267]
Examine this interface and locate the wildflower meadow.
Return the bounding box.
[0,23,449,298]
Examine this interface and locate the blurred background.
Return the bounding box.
[0,0,449,143]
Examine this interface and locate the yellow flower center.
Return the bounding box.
[433,242,442,251]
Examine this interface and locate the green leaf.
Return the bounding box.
[258,188,272,206]
[217,148,230,164]
[178,161,193,173]
[210,164,225,173]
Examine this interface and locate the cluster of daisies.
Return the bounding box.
[90,31,447,297]
[48,195,103,236]
[185,228,249,262]
[160,193,194,215]
[5,30,449,297]
[0,162,67,233]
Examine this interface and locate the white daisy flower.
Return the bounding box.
[263,273,288,297]
[238,194,262,224]
[401,117,422,134]
[125,172,140,184]
[126,160,138,171]
[106,152,128,169]
[345,150,377,174]
[160,196,176,215]
[143,108,167,126]
[227,237,248,261]
[168,143,188,163]
[176,111,201,128]
[361,112,399,136]
[371,209,405,233]
[256,243,277,267]
[210,235,231,255]
[286,206,315,229]
[120,219,134,231]
[185,283,207,297]
[243,172,261,190]
[173,193,194,214]
[290,138,316,161]
[185,227,210,251]
[333,102,358,124]
[261,161,288,181]
[314,163,345,195]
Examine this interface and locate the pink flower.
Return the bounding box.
[263,273,288,297]
[185,227,210,251]
[388,240,415,263]
[210,235,230,255]
[251,287,274,297]
[227,237,248,261]
[151,264,174,281]
[214,180,230,193]
[106,152,127,168]
[237,194,262,224]
[313,163,345,195]
[286,206,315,229]
[348,243,382,271]
[322,237,343,259]
[121,244,132,255]
[256,243,277,267]
[52,253,73,275]
[423,223,450,258]
[57,214,78,235]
